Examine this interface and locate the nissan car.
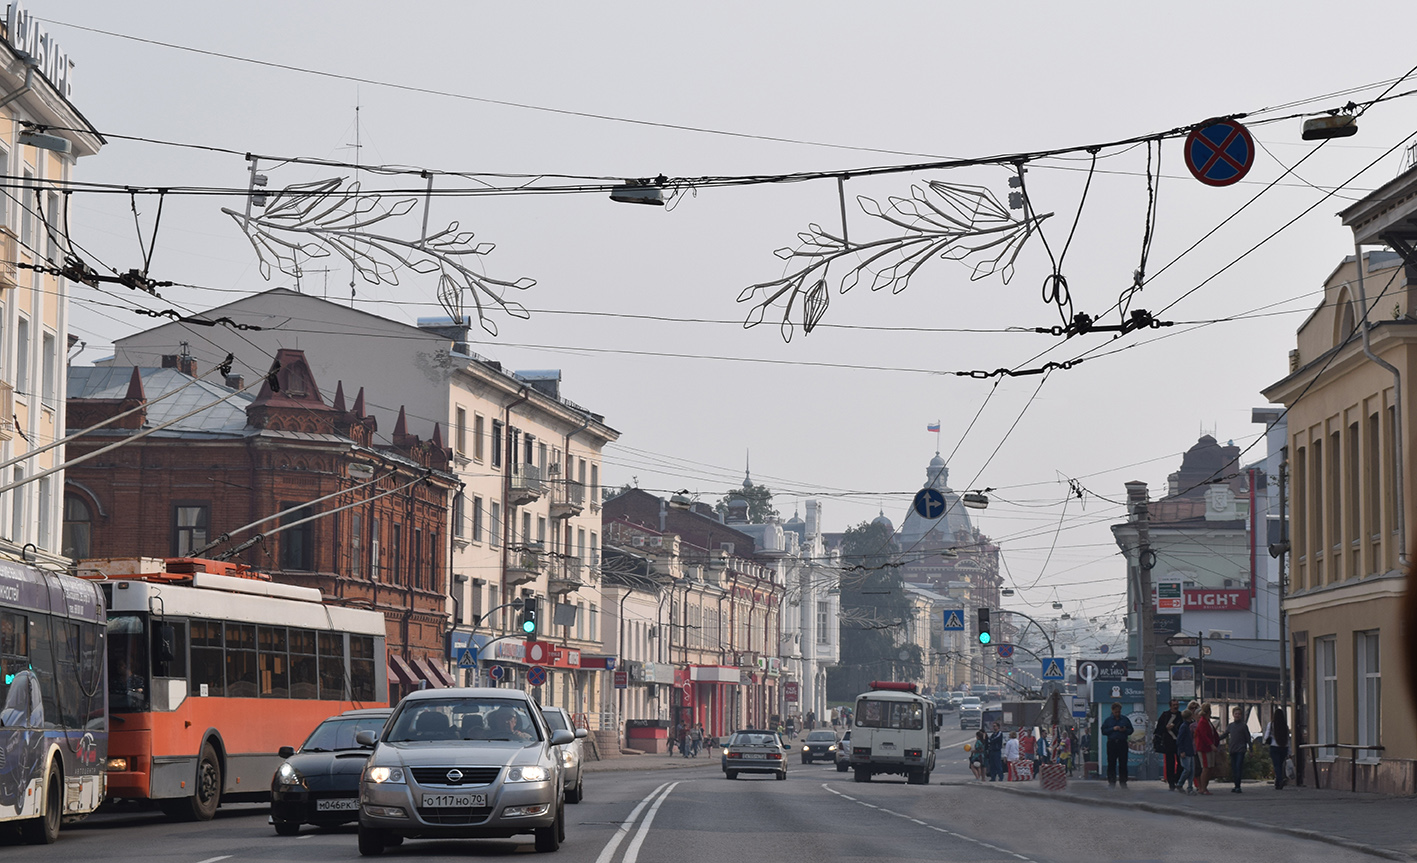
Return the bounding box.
[355,688,574,855]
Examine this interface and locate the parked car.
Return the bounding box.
[834,730,853,772]
[356,688,575,855]
[270,707,393,836]
[539,706,588,804]
[722,729,788,780]
[799,729,839,763]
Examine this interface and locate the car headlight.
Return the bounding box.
[828,745,837,751]
[276,762,306,787]
[506,765,548,783]
[801,745,809,751]
[366,766,405,784]
[560,749,576,768]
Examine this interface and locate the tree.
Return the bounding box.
[827,519,923,700]
[715,482,778,523]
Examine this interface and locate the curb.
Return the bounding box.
[954,780,1412,861]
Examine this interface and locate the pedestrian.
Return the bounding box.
[1219,705,1251,793]
[969,731,986,780]
[806,710,816,731]
[1066,726,1079,775]
[1004,731,1020,780]
[688,723,702,758]
[1019,727,1036,768]
[1156,699,1182,790]
[1263,708,1290,790]
[1193,704,1218,795]
[1101,702,1134,789]
[986,722,1006,781]
[1176,708,1196,794]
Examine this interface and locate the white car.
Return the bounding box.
[539,706,588,804]
[834,730,852,772]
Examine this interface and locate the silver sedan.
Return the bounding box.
[539,705,588,804]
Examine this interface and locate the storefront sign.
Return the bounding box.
[1185,588,1250,610]
[783,681,799,703]
[7,3,75,97]
[1156,578,1183,614]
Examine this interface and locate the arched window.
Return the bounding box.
[62,493,91,560]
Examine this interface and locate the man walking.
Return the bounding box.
[1101,703,1134,788]
[1156,699,1182,790]
[1219,706,1252,793]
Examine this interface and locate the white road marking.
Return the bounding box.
[194,857,233,863]
[593,781,671,863]
[297,834,314,839]
[622,781,678,863]
[820,784,1038,862]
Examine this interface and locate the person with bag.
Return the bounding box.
[1155,699,1182,790]
[1263,708,1290,790]
[968,731,986,780]
[1192,704,1219,795]
[1218,705,1252,793]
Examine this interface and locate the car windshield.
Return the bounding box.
[856,698,925,729]
[387,697,541,743]
[806,730,836,741]
[730,732,778,747]
[302,714,390,752]
[541,710,569,731]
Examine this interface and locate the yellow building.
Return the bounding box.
[0,10,103,562]
[1262,165,1417,791]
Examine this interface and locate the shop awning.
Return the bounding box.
[388,655,420,687]
[417,657,455,688]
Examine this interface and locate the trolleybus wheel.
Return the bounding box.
[20,768,61,844]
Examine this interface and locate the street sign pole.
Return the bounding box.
[1126,481,1159,781]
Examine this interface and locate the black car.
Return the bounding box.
[270,708,393,835]
[799,729,840,764]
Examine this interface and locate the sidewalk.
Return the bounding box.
[583,752,718,774]
[960,774,1417,860]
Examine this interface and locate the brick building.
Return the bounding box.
[64,348,459,699]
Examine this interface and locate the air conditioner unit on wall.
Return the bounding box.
[1208,630,1232,640]
[632,536,646,547]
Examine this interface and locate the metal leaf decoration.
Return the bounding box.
[739,180,1050,342]
[222,177,534,336]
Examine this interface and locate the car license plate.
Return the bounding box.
[316,798,359,811]
[742,753,766,759]
[422,793,487,808]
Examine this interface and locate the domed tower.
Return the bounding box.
[871,507,895,533]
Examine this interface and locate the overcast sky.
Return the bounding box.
[36,1,1417,619]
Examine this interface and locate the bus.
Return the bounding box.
[81,557,388,820]
[849,681,941,784]
[0,559,107,844]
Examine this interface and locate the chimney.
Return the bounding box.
[225,374,244,390]
[161,355,178,368]
[178,356,198,376]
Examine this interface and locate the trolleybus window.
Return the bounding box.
[190,619,224,697]
[290,629,318,698]
[108,614,149,711]
[856,699,925,730]
[350,634,376,701]
[318,631,346,699]
[225,623,258,698]
[259,625,289,697]
[0,611,28,698]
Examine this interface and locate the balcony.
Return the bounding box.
[510,463,543,506]
[549,479,585,520]
[549,556,584,595]
[505,546,544,587]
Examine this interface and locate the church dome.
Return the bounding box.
[872,508,895,532]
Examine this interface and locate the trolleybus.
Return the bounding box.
[0,558,107,844]
[82,557,388,820]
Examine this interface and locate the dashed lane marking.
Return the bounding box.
[822,784,1035,862]
[195,857,233,863]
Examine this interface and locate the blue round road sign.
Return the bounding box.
[487,664,504,680]
[527,665,548,688]
[1184,119,1255,187]
[997,644,1015,658]
[912,487,947,520]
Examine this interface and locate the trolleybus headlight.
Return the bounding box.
[366,766,405,784]
[276,762,306,787]
[106,757,128,772]
[506,765,548,783]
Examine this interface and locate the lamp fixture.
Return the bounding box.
[1001,587,1015,597]
[1302,114,1357,141]
[18,128,69,155]
[962,492,989,510]
[610,178,667,206]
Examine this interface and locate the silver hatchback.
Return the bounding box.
[355,688,575,855]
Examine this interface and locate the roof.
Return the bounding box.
[68,366,254,437]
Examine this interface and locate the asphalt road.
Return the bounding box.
[3,728,1381,863]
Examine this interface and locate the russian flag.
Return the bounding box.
[927,421,940,433]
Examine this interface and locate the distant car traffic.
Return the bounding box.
[958,697,983,730]
[270,708,393,836]
[799,729,839,763]
[834,730,852,772]
[722,730,788,780]
[539,706,588,804]
[355,688,575,855]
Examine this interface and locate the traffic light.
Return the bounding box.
[520,597,538,635]
[977,608,992,645]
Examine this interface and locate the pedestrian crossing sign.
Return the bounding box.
[942,609,965,631]
[1041,658,1065,680]
[456,646,478,669]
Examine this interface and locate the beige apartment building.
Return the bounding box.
[1262,166,1417,791]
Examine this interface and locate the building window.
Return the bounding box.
[62,493,91,560]
[590,531,598,566]
[1315,636,1337,759]
[390,524,403,582]
[453,492,465,538]
[472,495,483,542]
[40,332,54,409]
[1356,630,1381,754]
[473,414,485,461]
[589,603,597,642]
[455,407,467,455]
[172,503,209,557]
[490,502,500,548]
[536,515,546,545]
[280,503,315,571]
[413,529,423,589]
[36,476,49,549]
[817,601,830,644]
[351,512,363,577]
[524,434,535,466]
[15,316,28,396]
[590,464,599,506]
[521,511,532,547]
[576,601,585,641]
[45,191,60,261]
[491,420,503,468]
[429,532,438,592]
[537,441,547,469]
[576,528,586,562]
[20,166,32,251]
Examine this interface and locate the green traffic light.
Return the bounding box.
[522,619,536,634]
[979,632,992,645]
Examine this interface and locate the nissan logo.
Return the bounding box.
[446,769,463,784]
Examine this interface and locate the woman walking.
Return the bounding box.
[1176,709,1196,794]
[1192,704,1218,795]
[969,731,986,780]
[1263,709,1290,790]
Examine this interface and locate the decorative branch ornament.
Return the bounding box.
[223,161,534,336]
[739,180,1051,342]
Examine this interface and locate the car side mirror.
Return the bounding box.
[355,730,379,747]
[934,716,943,730]
[550,729,575,746]
[278,745,295,759]
[574,728,588,740]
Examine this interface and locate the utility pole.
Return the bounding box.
[1126,481,1158,779]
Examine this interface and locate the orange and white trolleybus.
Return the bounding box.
[81,557,387,820]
